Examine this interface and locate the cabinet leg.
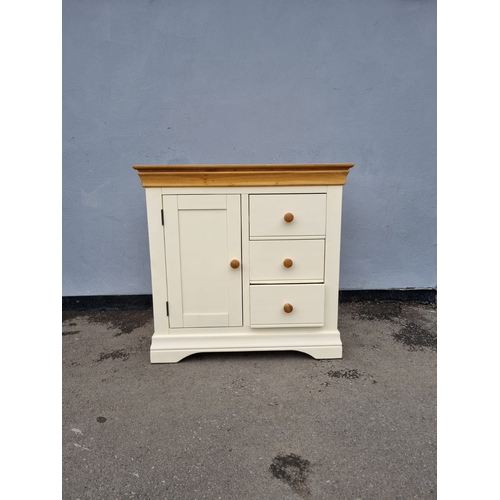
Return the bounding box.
[295,345,342,360]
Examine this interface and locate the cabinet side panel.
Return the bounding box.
[145,188,169,334]
[324,186,343,329]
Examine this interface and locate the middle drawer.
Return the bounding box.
[249,239,325,283]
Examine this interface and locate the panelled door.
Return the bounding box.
[163,194,242,328]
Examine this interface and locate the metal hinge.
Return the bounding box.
[161,209,164,225]
[166,301,169,316]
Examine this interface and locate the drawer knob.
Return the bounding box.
[283,258,293,268]
[230,259,240,269]
[284,212,294,223]
[283,303,293,313]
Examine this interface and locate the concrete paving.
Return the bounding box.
[62,300,436,499]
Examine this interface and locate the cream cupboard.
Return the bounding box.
[133,163,354,363]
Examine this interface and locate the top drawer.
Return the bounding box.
[249,194,327,238]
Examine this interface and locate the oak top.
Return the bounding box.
[133,163,354,187]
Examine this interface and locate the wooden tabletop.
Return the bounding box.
[132,163,354,187]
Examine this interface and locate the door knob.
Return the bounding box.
[284,212,294,223]
[283,258,293,268]
[283,303,293,313]
[230,259,240,269]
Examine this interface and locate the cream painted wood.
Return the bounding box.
[323,186,343,330]
[163,194,242,328]
[226,194,243,326]
[240,194,252,329]
[134,177,352,362]
[145,188,169,335]
[249,239,325,283]
[250,284,325,327]
[249,194,326,238]
[150,334,343,363]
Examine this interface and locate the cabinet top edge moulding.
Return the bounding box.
[132,163,355,187]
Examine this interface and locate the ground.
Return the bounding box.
[62,300,437,499]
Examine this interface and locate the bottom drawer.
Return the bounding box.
[250,284,325,328]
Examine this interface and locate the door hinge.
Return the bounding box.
[166,301,169,316]
[161,209,164,226]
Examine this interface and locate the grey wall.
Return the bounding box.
[63,0,436,296]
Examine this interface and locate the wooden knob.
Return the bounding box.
[230,259,240,269]
[283,303,293,313]
[283,258,293,268]
[284,212,294,223]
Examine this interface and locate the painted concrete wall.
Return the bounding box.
[62,0,436,296]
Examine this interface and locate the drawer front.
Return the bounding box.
[249,194,327,238]
[250,284,325,327]
[249,240,325,282]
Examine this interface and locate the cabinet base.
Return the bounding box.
[149,330,343,363]
[150,345,342,363]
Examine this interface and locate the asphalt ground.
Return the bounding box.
[62,300,437,499]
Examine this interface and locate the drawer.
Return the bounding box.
[249,240,325,283]
[249,194,327,238]
[250,284,325,327]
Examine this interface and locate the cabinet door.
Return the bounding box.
[163,194,242,328]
